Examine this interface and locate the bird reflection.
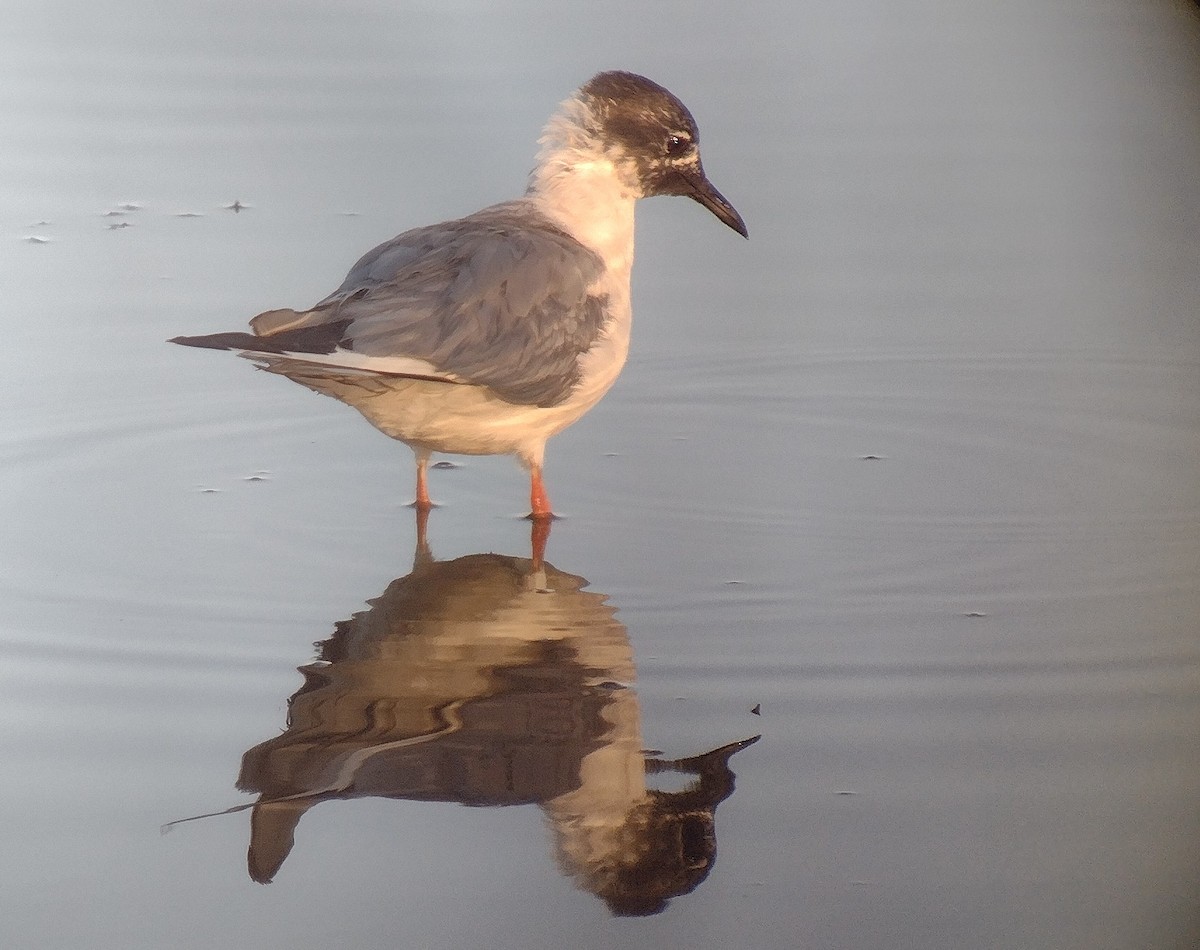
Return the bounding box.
[233,520,757,915]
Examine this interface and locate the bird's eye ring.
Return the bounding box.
[666,133,691,156]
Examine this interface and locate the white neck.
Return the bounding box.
[526,98,639,278]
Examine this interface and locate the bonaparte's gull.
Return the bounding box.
[172,71,747,518]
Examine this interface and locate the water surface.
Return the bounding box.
[2,2,1199,948]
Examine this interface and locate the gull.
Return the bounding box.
[171,70,747,520]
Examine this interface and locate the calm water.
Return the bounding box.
[3,2,1199,948]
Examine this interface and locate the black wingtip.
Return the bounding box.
[169,320,352,355]
[169,331,261,351]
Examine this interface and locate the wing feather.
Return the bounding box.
[252,201,608,407]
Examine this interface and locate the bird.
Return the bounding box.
[171,70,747,520]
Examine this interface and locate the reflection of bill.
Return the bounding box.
[234,550,758,916]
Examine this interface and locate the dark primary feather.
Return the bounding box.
[228,201,613,408]
[170,320,350,355]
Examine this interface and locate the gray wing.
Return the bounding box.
[253,202,609,407]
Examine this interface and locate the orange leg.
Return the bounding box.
[529,465,553,520]
[413,456,432,511]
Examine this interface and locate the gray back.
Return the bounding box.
[308,201,609,407]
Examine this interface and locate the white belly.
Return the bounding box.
[251,314,631,469]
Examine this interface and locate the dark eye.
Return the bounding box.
[666,133,692,156]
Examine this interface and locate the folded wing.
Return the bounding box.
[247,202,609,407]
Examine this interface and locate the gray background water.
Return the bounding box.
[2,1,1199,947]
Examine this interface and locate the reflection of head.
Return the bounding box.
[228,546,757,915]
[585,798,717,917]
[550,736,758,916]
